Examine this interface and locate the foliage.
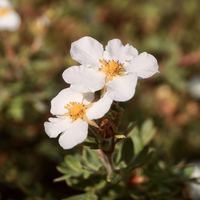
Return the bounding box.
[54,118,194,199]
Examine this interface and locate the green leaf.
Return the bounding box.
[115,134,126,139]
[113,143,124,168]
[85,135,99,144]
[0,88,10,111]
[99,138,112,152]
[140,119,157,146]
[54,175,71,182]
[63,191,98,200]
[115,121,138,144]
[127,126,143,154]
[56,167,82,177]
[123,121,138,137]
[66,175,106,191]
[82,170,92,179]
[82,146,102,170]
[132,151,154,169]
[183,165,195,177]
[125,146,153,172]
[83,132,99,149]
[107,172,122,184]
[7,96,24,121]
[120,138,134,166]
[82,142,99,149]
[64,155,82,172]
[99,141,109,151]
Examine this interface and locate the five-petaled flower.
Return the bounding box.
[62,36,159,102]
[0,0,21,31]
[44,88,112,149]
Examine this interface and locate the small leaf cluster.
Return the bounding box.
[55,118,194,200]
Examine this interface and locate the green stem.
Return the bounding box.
[96,149,115,174]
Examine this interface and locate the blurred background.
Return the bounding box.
[0,0,200,199]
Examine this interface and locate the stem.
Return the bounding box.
[96,149,115,174]
[106,153,115,174]
[31,35,43,53]
[2,31,15,61]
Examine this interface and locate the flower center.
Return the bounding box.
[99,59,124,77]
[64,102,86,120]
[0,8,10,16]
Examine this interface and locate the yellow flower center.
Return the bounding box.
[99,59,124,79]
[0,8,10,16]
[64,102,86,120]
[63,101,98,127]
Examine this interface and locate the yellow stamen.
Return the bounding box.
[0,8,10,16]
[101,86,108,97]
[99,59,124,80]
[84,102,93,109]
[99,59,127,96]
[64,101,98,127]
[64,102,86,120]
[82,116,99,128]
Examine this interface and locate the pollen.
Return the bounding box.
[0,8,10,16]
[99,59,124,77]
[64,102,86,120]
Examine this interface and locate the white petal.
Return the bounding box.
[58,119,88,149]
[82,92,95,105]
[0,0,11,7]
[128,52,159,79]
[62,65,105,93]
[86,93,113,120]
[50,88,84,115]
[103,39,138,63]
[70,36,103,67]
[44,117,71,138]
[0,11,21,31]
[106,73,138,102]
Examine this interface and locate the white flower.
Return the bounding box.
[62,36,159,102]
[187,162,200,200]
[189,75,200,99]
[44,88,112,149]
[0,0,21,31]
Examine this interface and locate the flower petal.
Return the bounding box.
[128,52,159,79]
[103,39,138,63]
[58,119,88,149]
[83,92,95,105]
[62,65,105,93]
[0,11,21,31]
[70,36,103,67]
[50,88,84,115]
[44,117,71,138]
[86,93,113,120]
[0,0,11,8]
[106,73,138,102]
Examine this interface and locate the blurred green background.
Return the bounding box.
[0,0,200,199]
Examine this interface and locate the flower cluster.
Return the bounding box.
[44,36,159,149]
[0,0,21,31]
